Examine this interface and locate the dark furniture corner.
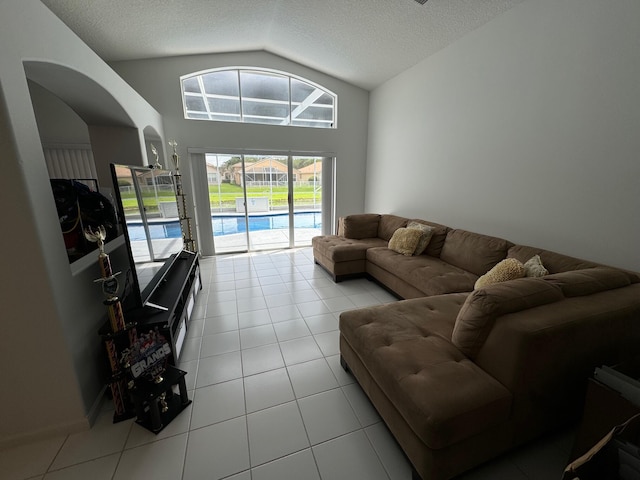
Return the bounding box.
[570,358,640,463]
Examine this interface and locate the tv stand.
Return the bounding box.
[126,250,201,364]
[144,301,169,312]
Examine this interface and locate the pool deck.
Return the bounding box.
[131,227,321,257]
[213,227,320,253]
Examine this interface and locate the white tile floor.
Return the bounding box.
[1,247,576,480]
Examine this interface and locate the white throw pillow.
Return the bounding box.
[523,255,548,277]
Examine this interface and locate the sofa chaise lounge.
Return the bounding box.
[312,213,640,479]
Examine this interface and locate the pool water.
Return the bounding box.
[129,211,322,241]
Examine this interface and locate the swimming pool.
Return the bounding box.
[128,211,322,241]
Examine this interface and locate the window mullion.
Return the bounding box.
[290,88,324,123]
[196,76,214,120]
[237,70,244,123]
[287,76,292,126]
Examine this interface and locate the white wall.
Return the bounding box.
[366,0,640,271]
[110,51,370,227]
[0,0,165,446]
[28,81,91,145]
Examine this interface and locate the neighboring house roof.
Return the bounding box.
[297,163,322,174]
[234,159,290,173]
[114,165,133,180]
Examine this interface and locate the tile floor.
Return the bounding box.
[1,247,576,480]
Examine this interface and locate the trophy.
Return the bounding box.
[85,225,137,421]
[169,139,179,173]
[167,140,196,252]
[85,226,124,329]
[150,143,162,169]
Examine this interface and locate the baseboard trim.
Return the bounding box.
[0,417,89,450]
[0,388,107,450]
[86,385,108,427]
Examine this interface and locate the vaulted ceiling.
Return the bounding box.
[41,0,524,90]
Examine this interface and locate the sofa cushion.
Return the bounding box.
[339,294,512,449]
[475,258,525,289]
[388,228,423,256]
[366,247,478,296]
[544,267,632,297]
[312,235,388,262]
[507,244,598,273]
[407,221,434,255]
[341,214,381,239]
[523,254,548,277]
[378,214,409,241]
[452,278,563,359]
[408,219,450,257]
[440,230,513,276]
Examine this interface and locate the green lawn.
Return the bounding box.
[119,183,322,214]
[119,190,176,214]
[209,184,322,208]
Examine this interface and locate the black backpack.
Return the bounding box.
[50,179,118,256]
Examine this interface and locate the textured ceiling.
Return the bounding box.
[41,0,525,90]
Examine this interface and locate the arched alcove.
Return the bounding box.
[23,61,135,127]
[24,61,148,188]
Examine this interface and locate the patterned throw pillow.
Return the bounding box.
[388,228,424,256]
[406,221,434,255]
[474,258,525,289]
[523,255,549,277]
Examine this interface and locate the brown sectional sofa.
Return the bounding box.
[311,214,640,479]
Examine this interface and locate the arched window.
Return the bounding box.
[180,68,336,128]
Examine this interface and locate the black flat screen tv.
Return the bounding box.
[110,163,184,311]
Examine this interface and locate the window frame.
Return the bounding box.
[180,67,337,129]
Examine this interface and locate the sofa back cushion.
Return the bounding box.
[377,214,408,241]
[452,278,563,359]
[544,267,632,297]
[408,219,450,257]
[507,245,598,274]
[340,214,381,239]
[440,229,513,276]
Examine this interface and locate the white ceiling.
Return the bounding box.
[41,0,525,91]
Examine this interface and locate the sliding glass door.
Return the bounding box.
[206,153,249,252]
[204,153,327,254]
[292,156,323,248]
[244,155,290,251]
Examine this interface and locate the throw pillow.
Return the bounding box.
[388,228,423,256]
[474,258,525,289]
[523,255,548,277]
[406,221,434,255]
